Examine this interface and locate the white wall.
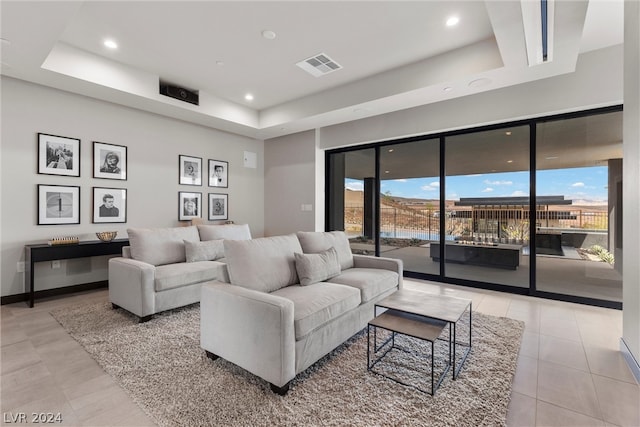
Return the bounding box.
[264,130,317,236]
[1,77,264,297]
[318,46,623,149]
[622,0,640,378]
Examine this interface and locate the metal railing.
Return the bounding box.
[345,206,608,241]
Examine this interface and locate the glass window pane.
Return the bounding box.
[444,126,530,287]
[379,139,440,275]
[535,111,622,302]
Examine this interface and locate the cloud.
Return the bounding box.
[346,182,364,191]
[421,181,440,192]
[571,182,585,187]
[481,187,494,193]
[483,179,513,185]
[394,179,407,182]
[510,190,528,197]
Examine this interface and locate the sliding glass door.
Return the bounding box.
[535,111,622,303]
[444,126,530,288]
[378,138,440,275]
[325,106,623,308]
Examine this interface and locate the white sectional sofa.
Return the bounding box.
[200,231,403,395]
[109,223,251,322]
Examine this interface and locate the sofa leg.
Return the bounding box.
[111,303,120,310]
[270,382,290,396]
[138,315,152,323]
[205,351,219,361]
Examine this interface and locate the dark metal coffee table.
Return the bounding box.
[367,289,472,394]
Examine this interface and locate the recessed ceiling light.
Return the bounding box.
[507,160,513,163]
[104,39,118,49]
[388,148,394,153]
[262,30,277,40]
[505,131,512,136]
[446,16,459,27]
[385,170,390,174]
[244,94,254,101]
[545,156,559,160]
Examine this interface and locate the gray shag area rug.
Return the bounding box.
[51,302,523,427]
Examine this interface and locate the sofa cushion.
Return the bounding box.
[327,268,399,303]
[296,231,354,270]
[294,247,341,286]
[154,261,221,292]
[128,226,200,266]
[271,283,361,340]
[184,239,225,262]
[224,234,302,293]
[197,224,251,241]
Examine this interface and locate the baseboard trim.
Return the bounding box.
[620,337,640,384]
[1,281,108,306]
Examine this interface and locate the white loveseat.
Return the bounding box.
[200,231,403,394]
[109,223,251,322]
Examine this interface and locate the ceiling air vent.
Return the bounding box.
[296,53,342,77]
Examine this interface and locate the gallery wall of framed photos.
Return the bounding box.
[36,134,129,226]
[2,77,264,298]
[178,154,230,222]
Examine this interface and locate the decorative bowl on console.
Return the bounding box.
[96,231,118,242]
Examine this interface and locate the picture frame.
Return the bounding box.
[93,141,127,180]
[92,187,127,223]
[208,193,228,221]
[179,191,202,220]
[38,133,80,177]
[179,155,202,186]
[37,184,80,225]
[208,159,229,188]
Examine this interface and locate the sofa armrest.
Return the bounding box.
[108,257,156,317]
[200,282,295,388]
[352,254,403,288]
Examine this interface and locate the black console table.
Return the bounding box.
[24,239,129,307]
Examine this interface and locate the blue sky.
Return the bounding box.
[346,166,608,205]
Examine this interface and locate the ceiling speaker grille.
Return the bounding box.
[296,53,342,77]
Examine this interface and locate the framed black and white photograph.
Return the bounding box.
[38,133,80,177]
[38,184,80,225]
[208,159,228,188]
[179,155,202,186]
[179,191,202,220]
[208,193,228,221]
[93,142,127,180]
[93,187,127,223]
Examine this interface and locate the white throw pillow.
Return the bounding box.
[184,239,224,262]
[296,231,354,270]
[294,247,341,286]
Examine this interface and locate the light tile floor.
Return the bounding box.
[1,281,638,426]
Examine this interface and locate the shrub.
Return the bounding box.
[589,245,614,264]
